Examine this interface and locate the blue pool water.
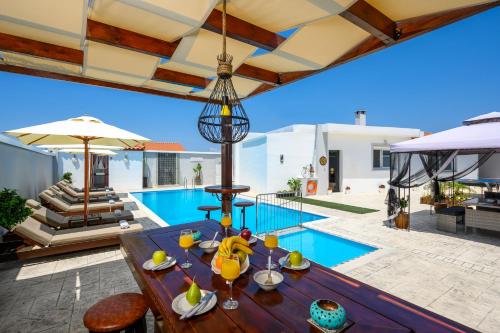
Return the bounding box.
[279,229,377,267]
[133,189,375,267]
[131,189,326,233]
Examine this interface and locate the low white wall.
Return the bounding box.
[58,150,143,191]
[178,153,220,186]
[0,137,56,199]
[109,151,143,191]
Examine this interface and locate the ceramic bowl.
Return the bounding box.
[253,270,284,291]
[310,299,346,330]
[199,240,220,254]
[192,230,202,241]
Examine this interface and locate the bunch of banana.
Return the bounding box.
[218,236,253,257]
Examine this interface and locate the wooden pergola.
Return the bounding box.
[0,0,498,102]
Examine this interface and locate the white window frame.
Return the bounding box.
[372,145,391,170]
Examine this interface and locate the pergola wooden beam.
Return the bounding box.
[248,1,499,99]
[0,64,208,102]
[152,67,211,89]
[0,32,83,65]
[234,63,280,86]
[86,20,178,59]
[340,0,399,45]
[202,9,286,51]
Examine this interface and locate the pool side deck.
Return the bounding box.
[0,189,499,332]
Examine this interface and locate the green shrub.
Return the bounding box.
[62,172,73,183]
[0,189,32,230]
[287,178,302,193]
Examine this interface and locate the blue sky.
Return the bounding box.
[1,7,498,151]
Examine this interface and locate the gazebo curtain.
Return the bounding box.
[389,150,495,189]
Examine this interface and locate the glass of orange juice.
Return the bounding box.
[264,230,278,269]
[221,254,240,310]
[179,229,194,269]
[221,213,232,238]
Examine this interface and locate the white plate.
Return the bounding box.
[172,290,217,317]
[278,256,311,270]
[142,257,176,271]
[211,252,250,275]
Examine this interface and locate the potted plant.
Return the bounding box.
[0,189,32,242]
[378,184,386,193]
[287,178,302,195]
[395,197,409,229]
[420,183,433,205]
[433,193,447,211]
[193,163,202,185]
[62,172,73,183]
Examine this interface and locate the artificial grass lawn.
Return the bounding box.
[297,197,379,214]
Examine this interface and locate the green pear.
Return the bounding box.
[186,279,202,306]
[289,251,303,266]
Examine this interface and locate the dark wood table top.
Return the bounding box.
[197,205,221,211]
[120,221,477,333]
[234,201,255,208]
[204,185,250,194]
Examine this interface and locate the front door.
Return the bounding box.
[328,150,340,192]
[91,155,109,188]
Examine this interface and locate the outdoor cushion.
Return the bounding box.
[50,222,143,246]
[40,191,123,213]
[26,199,41,209]
[13,217,55,247]
[31,205,67,229]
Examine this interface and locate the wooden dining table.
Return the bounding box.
[120,220,477,333]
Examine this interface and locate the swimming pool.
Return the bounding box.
[131,189,326,233]
[279,229,377,267]
[132,189,375,267]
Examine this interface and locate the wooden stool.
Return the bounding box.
[197,205,220,220]
[234,201,255,230]
[83,293,148,333]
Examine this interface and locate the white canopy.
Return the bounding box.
[38,144,124,150]
[391,112,500,153]
[59,148,117,156]
[5,116,149,147]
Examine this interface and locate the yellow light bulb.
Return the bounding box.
[221,104,231,117]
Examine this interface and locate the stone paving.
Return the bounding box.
[1,190,499,332]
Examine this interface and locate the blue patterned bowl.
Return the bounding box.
[310,300,346,330]
[192,230,202,241]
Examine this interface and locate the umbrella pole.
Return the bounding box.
[84,138,89,226]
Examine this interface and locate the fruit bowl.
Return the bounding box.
[199,240,220,254]
[211,252,250,275]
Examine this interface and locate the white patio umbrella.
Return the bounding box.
[59,148,117,155]
[5,116,149,225]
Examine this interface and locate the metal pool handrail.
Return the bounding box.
[255,191,303,235]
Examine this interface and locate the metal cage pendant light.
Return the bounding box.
[197,0,250,144]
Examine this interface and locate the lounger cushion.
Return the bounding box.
[51,223,143,246]
[13,217,55,247]
[40,191,123,213]
[26,199,42,209]
[31,205,67,229]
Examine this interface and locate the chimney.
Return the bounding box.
[355,110,366,126]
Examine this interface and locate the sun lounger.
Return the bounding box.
[56,181,116,198]
[26,199,133,229]
[49,185,120,203]
[39,189,124,216]
[12,216,143,259]
[60,179,114,192]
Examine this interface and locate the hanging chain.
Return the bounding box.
[222,0,227,61]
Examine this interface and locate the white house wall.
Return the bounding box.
[239,136,268,193]
[479,153,500,179]
[266,127,316,193]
